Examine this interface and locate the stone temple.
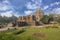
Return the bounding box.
[17,8,44,27]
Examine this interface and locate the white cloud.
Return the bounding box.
[34,0,42,5]
[32,0,42,4]
[52,8,60,14]
[24,10,33,15]
[26,2,38,9]
[0,0,20,17]
[14,14,20,17]
[0,0,13,11]
[3,0,9,3]
[50,2,60,6]
[1,11,19,17]
[26,0,42,10]
[0,4,12,11]
[42,2,60,10]
[25,0,42,15]
[1,11,13,17]
[43,5,49,10]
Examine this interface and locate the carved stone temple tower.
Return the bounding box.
[17,8,44,27]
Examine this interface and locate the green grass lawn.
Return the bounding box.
[0,27,60,40]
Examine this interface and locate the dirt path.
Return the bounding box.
[0,24,55,31]
[0,27,15,31]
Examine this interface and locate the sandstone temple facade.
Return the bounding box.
[17,8,43,26]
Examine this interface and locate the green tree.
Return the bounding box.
[55,15,60,23]
[40,15,50,24]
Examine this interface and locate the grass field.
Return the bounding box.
[0,27,60,40]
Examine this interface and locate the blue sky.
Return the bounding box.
[0,0,60,17]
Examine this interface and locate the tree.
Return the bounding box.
[40,15,50,24]
[55,15,60,23]
[49,13,60,24]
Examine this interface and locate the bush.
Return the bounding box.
[51,26,58,28]
[40,15,50,24]
[45,26,50,28]
[45,26,58,28]
[0,24,4,28]
[14,28,25,35]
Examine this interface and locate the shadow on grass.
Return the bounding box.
[14,28,26,35]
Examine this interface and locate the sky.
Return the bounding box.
[0,0,60,17]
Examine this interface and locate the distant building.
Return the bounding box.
[17,8,44,26]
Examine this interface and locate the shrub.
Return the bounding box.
[40,15,50,24]
[0,24,4,28]
[14,28,25,35]
[45,26,50,28]
[51,26,58,28]
[45,26,58,28]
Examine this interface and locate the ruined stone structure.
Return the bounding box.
[17,8,43,26]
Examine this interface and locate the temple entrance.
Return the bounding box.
[18,22,28,27]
